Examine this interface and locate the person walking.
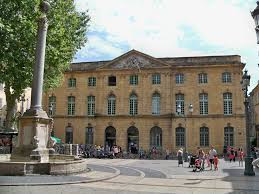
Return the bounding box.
[209,146,217,170]
[197,147,205,170]
[177,148,183,167]
[213,155,219,170]
[238,148,244,167]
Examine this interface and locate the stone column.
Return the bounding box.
[11,1,53,163]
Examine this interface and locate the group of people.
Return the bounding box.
[223,146,245,166]
[177,146,219,171]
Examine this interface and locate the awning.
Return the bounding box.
[51,136,61,143]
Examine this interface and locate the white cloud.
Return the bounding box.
[74,0,259,89]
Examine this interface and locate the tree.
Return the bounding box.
[0,0,90,128]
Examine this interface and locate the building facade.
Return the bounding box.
[0,83,31,128]
[43,50,246,154]
[250,83,259,147]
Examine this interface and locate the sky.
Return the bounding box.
[74,0,259,90]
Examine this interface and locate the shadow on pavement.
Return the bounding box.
[222,168,259,194]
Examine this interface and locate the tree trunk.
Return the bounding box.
[4,86,17,129]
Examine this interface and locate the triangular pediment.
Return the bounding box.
[98,50,170,70]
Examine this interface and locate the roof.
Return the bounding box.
[67,50,243,72]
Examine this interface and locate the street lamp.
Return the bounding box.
[188,104,193,114]
[177,104,181,115]
[251,1,259,44]
[241,70,255,176]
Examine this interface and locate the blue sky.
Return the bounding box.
[74,0,259,90]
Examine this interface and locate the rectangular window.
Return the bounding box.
[175,73,184,84]
[222,72,231,83]
[224,127,234,146]
[67,96,75,116]
[223,93,232,115]
[199,93,208,115]
[198,73,208,84]
[87,96,95,116]
[176,128,185,147]
[175,94,184,115]
[129,95,138,115]
[88,77,96,86]
[152,74,161,84]
[200,127,209,147]
[108,76,116,86]
[68,78,76,88]
[108,96,116,115]
[129,75,138,85]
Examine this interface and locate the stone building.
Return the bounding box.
[0,83,31,128]
[250,83,259,147]
[43,50,246,154]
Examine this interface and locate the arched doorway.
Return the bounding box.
[150,126,162,149]
[105,126,116,148]
[127,126,139,153]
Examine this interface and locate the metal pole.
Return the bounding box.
[244,85,255,176]
[30,1,50,112]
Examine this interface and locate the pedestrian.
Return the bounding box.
[213,155,219,170]
[209,146,217,170]
[197,147,205,170]
[165,148,170,160]
[205,152,210,168]
[177,148,183,167]
[238,148,244,167]
[229,147,235,162]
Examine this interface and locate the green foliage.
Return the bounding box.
[0,0,90,93]
[0,0,90,127]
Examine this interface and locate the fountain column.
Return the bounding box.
[12,1,53,162]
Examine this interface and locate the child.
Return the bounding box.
[213,155,219,171]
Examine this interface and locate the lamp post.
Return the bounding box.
[251,1,259,44]
[241,70,255,176]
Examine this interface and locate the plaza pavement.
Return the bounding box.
[0,158,259,194]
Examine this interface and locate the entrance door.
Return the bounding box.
[127,126,139,153]
[105,126,116,148]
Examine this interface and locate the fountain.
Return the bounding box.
[0,0,87,175]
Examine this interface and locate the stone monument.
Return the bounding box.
[11,1,54,162]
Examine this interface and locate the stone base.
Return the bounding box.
[0,156,87,176]
[244,157,255,176]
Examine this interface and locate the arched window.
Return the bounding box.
[67,96,75,115]
[107,95,116,115]
[223,92,232,115]
[65,126,73,144]
[48,95,56,116]
[87,96,95,116]
[129,94,138,115]
[152,93,160,115]
[176,127,185,147]
[85,127,94,145]
[200,127,209,147]
[150,127,162,148]
[199,93,208,115]
[176,94,184,115]
[224,126,234,146]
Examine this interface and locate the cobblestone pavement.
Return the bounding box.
[1,158,259,194]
